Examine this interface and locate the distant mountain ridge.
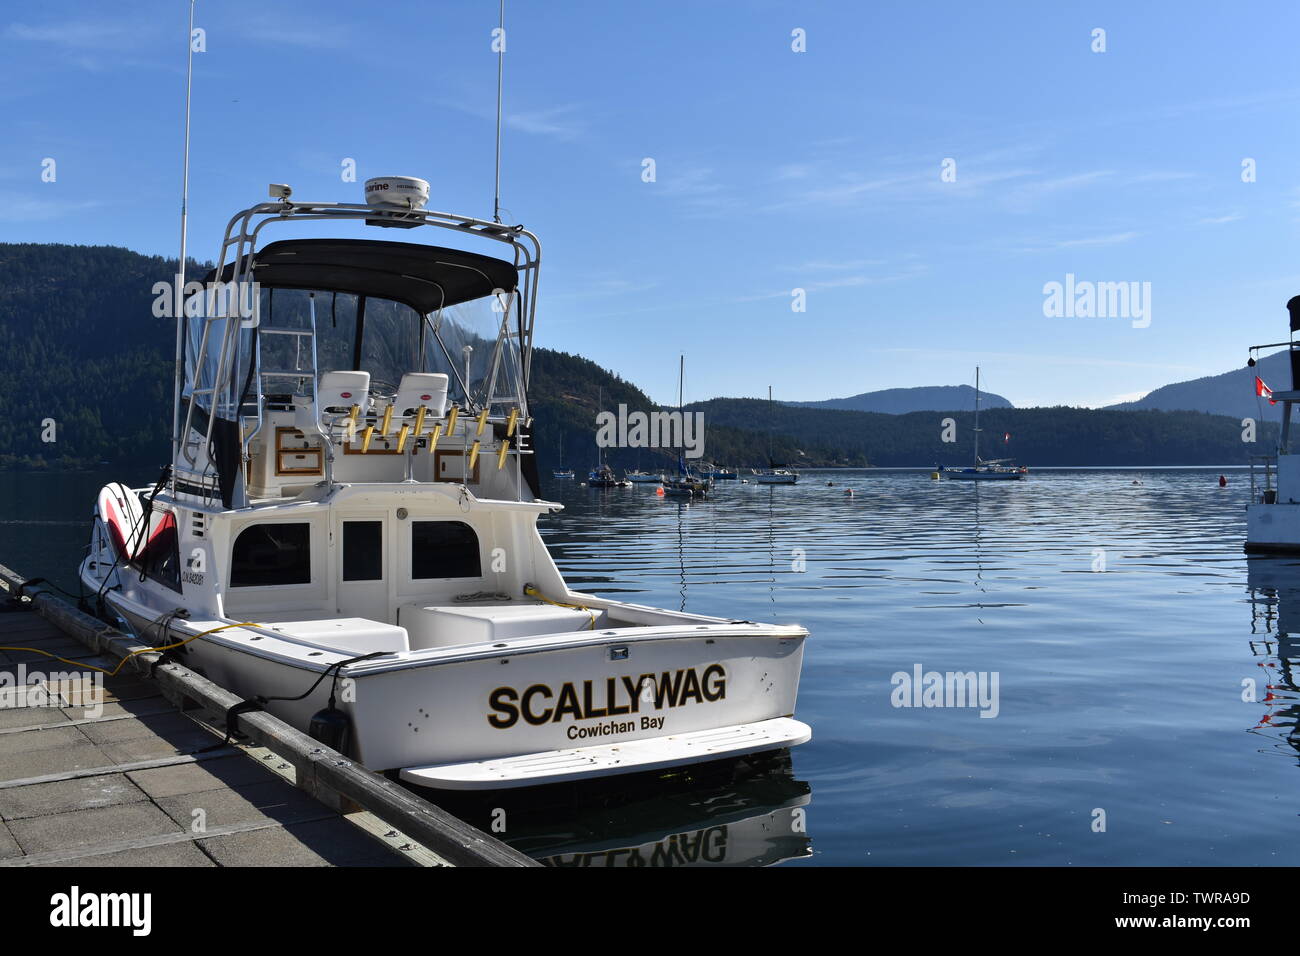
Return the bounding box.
[689,397,1270,467]
[1108,351,1290,420]
[789,384,1013,414]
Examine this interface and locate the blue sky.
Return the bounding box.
[3,1,1300,408]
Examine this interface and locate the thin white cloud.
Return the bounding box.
[1013,231,1141,253]
[773,163,814,181]
[5,21,138,50]
[437,98,589,141]
[735,264,928,302]
[546,276,658,303]
[789,258,889,272]
[0,192,105,222]
[4,18,168,71]
[506,106,587,140]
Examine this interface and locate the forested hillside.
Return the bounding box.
[691,398,1271,467]
[0,243,1276,472]
[0,244,196,470]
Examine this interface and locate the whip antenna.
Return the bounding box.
[171,0,198,464]
[493,0,504,223]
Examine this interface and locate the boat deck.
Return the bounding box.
[0,611,420,866]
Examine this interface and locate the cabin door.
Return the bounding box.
[335,514,392,623]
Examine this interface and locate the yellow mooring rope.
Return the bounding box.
[523,584,596,630]
[0,620,264,678]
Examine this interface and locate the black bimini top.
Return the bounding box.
[203,238,518,314]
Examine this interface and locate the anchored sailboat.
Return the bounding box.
[937,367,1026,481]
[753,385,799,484]
[663,356,709,498]
[588,385,628,487]
[552,443,573,479]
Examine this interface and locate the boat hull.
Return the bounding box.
[940,470,1024,481]
[1246,502,1300,552]
[100,588,807,789]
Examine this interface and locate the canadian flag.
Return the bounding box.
[1257,376,1277,405]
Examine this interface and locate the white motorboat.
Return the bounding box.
[625,471,664,484]
[80,179,810,790]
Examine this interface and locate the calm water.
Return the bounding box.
[3,466,1297,866]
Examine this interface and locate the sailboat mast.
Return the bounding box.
[678,355,685,475]
[759,385,769,468]
[973,366,981,467]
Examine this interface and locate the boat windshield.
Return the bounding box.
[185,287,526,416]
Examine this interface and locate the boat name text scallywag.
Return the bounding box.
[487,665,727,731]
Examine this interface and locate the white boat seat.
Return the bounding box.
[318,370,370,415]
[391,372,449,419]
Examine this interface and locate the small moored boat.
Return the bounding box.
[937,367,1025,481]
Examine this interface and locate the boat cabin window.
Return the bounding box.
[343,520,383,581]
[411,521,481,579]
[230,523,312,587]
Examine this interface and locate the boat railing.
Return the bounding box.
[1250,454,1278,504]
[176,196,542,508]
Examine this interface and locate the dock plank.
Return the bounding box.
[0,774,149,821]
[199,817,411,867]
[0,821,19,860]
[0,569,534,867]
[127,754,281,799]
[8,801,185,855]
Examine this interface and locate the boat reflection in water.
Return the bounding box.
[427,749,812,867]
[1245,556,1300,756]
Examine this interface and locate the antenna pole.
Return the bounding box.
[492,0,505,223]
[170,0,197,469]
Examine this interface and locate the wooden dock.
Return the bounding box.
[0,566,537,868]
